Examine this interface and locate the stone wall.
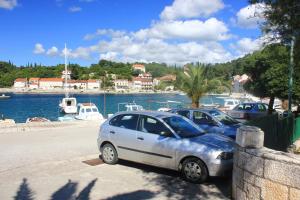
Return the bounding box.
[232,126,300,200]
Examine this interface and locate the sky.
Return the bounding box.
[0,0,266,66]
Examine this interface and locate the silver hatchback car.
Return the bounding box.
[97,111,235,183]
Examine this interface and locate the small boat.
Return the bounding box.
[26,117,50,123]
[58,114,76,122]
[59,97,77,114]
[59,44,77,114]
[75,103,104,121]
[157,100,182,112]
[118,102,144,112]
[0,94,10,99]
[0,119,15,125]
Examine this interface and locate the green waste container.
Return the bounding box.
[293,117,300,142]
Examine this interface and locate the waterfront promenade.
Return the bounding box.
[0,121,230,200]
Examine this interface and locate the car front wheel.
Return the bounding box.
[101,143,118,164]
[181,157,208,183]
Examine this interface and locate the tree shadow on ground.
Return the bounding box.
[117,160,231,200]
[103,190,156,200]
[14,178,97,200]
[14,178,35,200]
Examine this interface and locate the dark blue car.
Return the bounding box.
[227,103,269,121]
[170,108,241,139]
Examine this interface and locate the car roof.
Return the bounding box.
[171,108,220,113]
[114,110,178,118]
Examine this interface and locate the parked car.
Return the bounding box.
[170,108,241,139]
[97,111,235,183]
[227,102,270,121]
[215,97,240,111]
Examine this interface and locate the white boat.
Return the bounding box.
[59,44,77,114]
[157,100,182,112]
[118,102,144,112]
[0,94,10,99]
[0,119,15,125]
[59,97,77,114]
[75,103,104,121]
[58,114,76,122]
[26,117,50,123]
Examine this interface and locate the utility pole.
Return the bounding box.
[288,36,295,115]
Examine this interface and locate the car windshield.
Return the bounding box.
[208,110,239,125]
[163,116,205,138]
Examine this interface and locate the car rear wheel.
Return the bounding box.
[101,143,118,164]
[181,157,208,183]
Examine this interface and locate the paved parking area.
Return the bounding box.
[0,123,231,200]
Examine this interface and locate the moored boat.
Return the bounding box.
[75,103,104,121]
[26,117,50,123]
[0,94,10,99]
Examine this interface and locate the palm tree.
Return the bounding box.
[177,65,209,108]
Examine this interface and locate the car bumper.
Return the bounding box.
[207,159,233,177]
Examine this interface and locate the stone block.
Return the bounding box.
[261,179,288,200]
[238,151,264,176]
[264,159,300,189]
[244,182,261,200]
[243,171,263,188]
[233,165,244,189]
[236,187,246,200]
[290,188,300,200]
[236,126,264,148]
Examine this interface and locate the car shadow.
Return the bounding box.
[116,159,231,200]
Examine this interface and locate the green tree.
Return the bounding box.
[243,44,289,113]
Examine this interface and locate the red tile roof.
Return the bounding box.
[39,78,63,82]
[29,77,40,81]
[15,78,27,82]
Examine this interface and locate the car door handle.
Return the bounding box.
[110,131,115,134]
[137,137,144,140]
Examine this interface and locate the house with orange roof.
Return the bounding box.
[132,64,146,73]
[87,79,101,90]
[28,77,40,89]
[14,78,27,88]
[39,78,63,89]
[68,80,87,90]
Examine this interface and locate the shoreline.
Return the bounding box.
[0,88,182,95]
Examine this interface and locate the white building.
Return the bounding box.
[28,78,40,89]
[132,77,153,91]
[132,64,146,73]
[39,78,63,89]
[61,70,71,80]
[114,79,129,91]
[87,79,101,90]
[14,78,27,88]
[68,80,87,90]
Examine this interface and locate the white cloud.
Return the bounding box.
[79,0,96,2]
[235,3,266,29]
[231,37,263,56]
[99,52,119,61]
[69,6,82,12]
[96,36,232,65]
[84,29,126,40]
[134,18,230,41]
[0,0,17,10]
[46,46,59,56]
[33,43,45,54]
[160,0,224,20]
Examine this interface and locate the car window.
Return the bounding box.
[109,114,139,130]
[163,116,205,138]
[235,104,253,111]
[257,104,267,111]
[138,115,173,137]
[227,101,234,105]
[176,110,190,119]
[193,111,214,125]
[208,110,239,125]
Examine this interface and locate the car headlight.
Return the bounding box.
[217,152,233,160]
